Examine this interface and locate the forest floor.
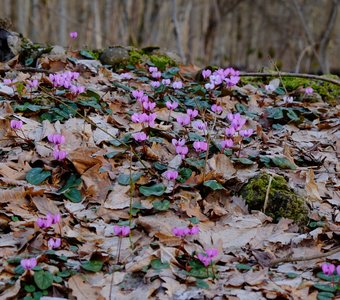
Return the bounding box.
[0,48,339,300]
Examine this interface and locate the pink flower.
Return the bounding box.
[172,138,186,147]
[148,66,158,73]
[305,87,313,95]
[3,78,13,85]
[143,101,156,111]
[146,113,157,126]
[205,248,218,258]
[48,134,65,145]
[132,132,148,142]
[193,141,208,152]
[265,84,276,93]
[151,71,162,79]
[51,213,61,224]
[132,90,144,99]
[210,74,223,85]
[21,258,37,270]
[239,129,253,138]
[211,104,223,114]
[53,148,67,160]
[172,227,190,237]
[70,85,85,94]
[189,225,199,235]
[337,265,340,276]
[228,113,246,130]
[205,82,215,90]
[151,81,161,88]
[192,120,207,131]
[120,73,132,80]
[283,95,293,104]
[69,31,78,39]
[113,225,130,237]
[176,115,190,126]
[176,145,188,158]
[224,127,236,137]
[162,79,171,86]
[187,109,198,119]
[166,101,178,110]
[172,81,183,89]
[321,263,335,276]
[202,69,211,79]
[10,120,23,130]
[220,139,234,149]
[163,170,178,181]
[197,253,211,267]
[27,79,39,89]
[48,238,61,249]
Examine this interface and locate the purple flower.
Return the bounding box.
[132,132,148,142]
[205,82,215,90]
[146,112,157,126]
[172,138,186,147]
[228,113,246,130]
[189,225,199,235]
[166,101,178,110]
[192,120,207,131]
[48,238,61,249]
[132,90,144,99]
[282,95,293,104]
[305,87,313,95]
[211,104,223,114]
[239,129,253,138]
[53,148,67,160]
[224,127,236,137]
[21,258,37,270]
[176,145,189,158]
[10,120,23,130]
[113,225,130,237]
[223,67,240,87]
[163,170,178,181]
[197,253,211,267]
[210,74,223,86]
[3,78,13,85]
[202,69,211,79]
[220,139,234,149]
[151,81,160,88]
[193,141,208,152]
[142,101,156,111]
[265,84,276,93]
[172,81,183,89]
[321,263,335,276]
[176,115,191,126]
[205,248,218,258]
[187,109,198,119]
[27,79,39,89]
[69,31,78,39]
[151,71,162,79]
[48,134,65,145]
[172,227,190,237]
[51,213,61,224]
[162,79,171,86]
[148,66,158,73]
[337,265,340,276]
[120,73,132,80]
[70,85,85,94]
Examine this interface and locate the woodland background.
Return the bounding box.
[0,0,339,73]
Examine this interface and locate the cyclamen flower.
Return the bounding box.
[148,66,158,73]
[209,74,223,86]
[53,148,67,160]
[321,263,335,276]
[265,83,276,93]
[131,112,148,123]
[197,253,211,267]
[282,95,293,104]
[132,132,148,142]
[163,170,178,181]
[69,31,78,39]
[193,141,208,152]
[37,213,61,228]
[337,265,340,276]
[146,113,157,126]
[151,81,160,88]
[176,115,191,126]
[202,69,211,79]
[172,81,183,89]
[70,85,85,95]
[192,120,207,131]
[223,67,240,87]
[21,258,37,270]
[162,79,171,86]
[172,227,190,237]
[187,109,198,119]
[228,113,246,130]
[239,129,253,138]
[211,104,223,114]
[132,90,144,99]
[10,120,23,130]
[205,82,215,90]
[220,139,234,149]
[142,101,156,111]
[48,238,61,249]
[176,145,189,158]
[172,138,186,147]
[166,101,178,110]
[205,248,218,258]
[27,79,39,89]
[48,134,65,145]
[3,78,13,85]
[225,127,236,137]
[113,225,130,237]
[189,225,200,235]
[151,71,162,79]
[305,87,313,95]
[120,73,132,80]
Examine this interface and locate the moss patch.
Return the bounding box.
[240,173,309,224]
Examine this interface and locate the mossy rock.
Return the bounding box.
[240,173,309,224]
[100,46,130,66]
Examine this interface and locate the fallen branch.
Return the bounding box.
[239,72,340,86]
[270,245,340,267]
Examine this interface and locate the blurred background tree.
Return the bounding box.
[0,0,339,73]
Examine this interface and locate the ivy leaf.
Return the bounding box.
[139,183,165,196]
[152,200,170,211]
[26,168,51,185]
[203,180,223,190]
[34,270,53,290]
[81,260,103,272]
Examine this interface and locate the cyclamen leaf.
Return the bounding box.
[139,183,165,196]
[271,156,297,170]
[203,180,223,190]
[64,188,82,203]
[150,259,169,270]
[81,260,103,272]
[118,172,143,186]
[26,168,51,185]
[152,200,170,211]
[313,284,337,292]
[34,270,53,290]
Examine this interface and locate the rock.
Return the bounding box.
[100,46,130,66]
[0,28,15,62]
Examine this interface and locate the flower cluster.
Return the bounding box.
[202,67,240,90]
[197,248,218,267]
[49,71,85,95]
[20,258,37,270]
[131,89,157,127]
[36,213,61,229]
[48,134,67,160]
[172,138,189,159]
[113,225,131,237]
[321,263,340,276]
[172,225,199,237]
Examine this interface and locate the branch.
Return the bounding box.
[239,72,340,86]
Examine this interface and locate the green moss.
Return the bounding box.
[127,49,177,70]
[240,173,309,224]
[149,54,176,70]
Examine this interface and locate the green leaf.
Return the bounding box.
[287,109,299,121]
[286,272,299,279]
[53,276,63,283]
[118,172,143,186]
[152,200,170,211]
[79,99,102,111]
[24,284,36,293]
[317,292,335,300]
[34,270,53,290]
[271,156,297,170]
[188,217,200,224]
[195,279,209,289]
[14,102,46,112]
[80,50,95,59]
[153,162,168,171]
[58,174,81,193]
[83,89,101,101]
[64,188,82,202]
[316,271,339,282]
[139,183,165,196]
[203,180,223,190]
[188,132,205,141]
[235,263,252,271]
[185,158,206,169]
[178,168,192,183]
[26,168,51,185]
[57,270,71,278]
[81,260,103,272]
[267,107,284,120]
[150,259,169,270]
[313,284,337,292]
[161,67,180,79]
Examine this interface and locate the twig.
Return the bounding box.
[263,175,273,213]
[239,72,340,86]
[270,245,340,267]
